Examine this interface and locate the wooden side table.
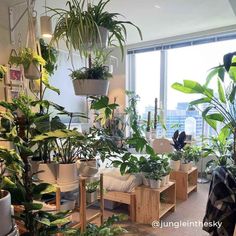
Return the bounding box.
[135,182,176,224]
[170,167,198,200]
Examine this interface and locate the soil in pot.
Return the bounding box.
[0,190,13,236]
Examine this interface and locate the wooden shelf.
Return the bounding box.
[135,181,176,224]
[170,167,198,200]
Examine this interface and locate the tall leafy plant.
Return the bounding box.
[172,52,236,164]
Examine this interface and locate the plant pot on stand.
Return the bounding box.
[57,163,79,185]
[170,160,180,171]
[37,162,57,184]
[141,172,150,186]
[86,191,98,204]
[0,190,14,236]
[24,63,41,80]
[77,159,98,177]
[180,162,191,172]
[149,179,161,189]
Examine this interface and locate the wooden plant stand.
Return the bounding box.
[170,167,198,200]
[135,182,176,224]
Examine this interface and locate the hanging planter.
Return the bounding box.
[73,79,109,96]
[24,62,41,80]
[71,64,112,96]
[9,48,45,81]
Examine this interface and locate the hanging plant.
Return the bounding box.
[50,0,142,58]
[9,47,45,80]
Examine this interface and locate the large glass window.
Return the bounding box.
[135,51,161,121]
[130,38,236,138]
[166,40,236,138]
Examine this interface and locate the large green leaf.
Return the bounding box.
[205,113,224,122]
[183,80,205,93]
[171,82,197,94]
[229,84,236,103]
[217,78,226,103]
[190,97,211,106]
[218,125,230,144]
[205,66,223,86]
[23,202,43,211]
[33,183,57,195]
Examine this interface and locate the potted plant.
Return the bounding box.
[0,148,22,236]
[147,171,162,189]
[172,52,236,165]
[50,0,142,58]
[71,59,112,96]
[162,155,171,185]
[0,94,75,235]
[9,47,45,80]
[181,146,192,172]
[138,156,152,186]
[86,180,100,204]
[0,65,7,80]
[169,130,186,171]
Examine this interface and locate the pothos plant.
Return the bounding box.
[172,52,236,164]
[0,94,77,235]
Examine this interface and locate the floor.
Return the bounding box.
[72,183,212,236]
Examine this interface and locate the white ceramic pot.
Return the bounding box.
[145,131,151,140]
[29,159,40,175]
[142,172,150,186]
[57,163,78,185]
[161,176,166,187]
[0,191,13,236]
[189,161,193,170]
[96,26,109,48]
[77,160,98,177]
[180,163,191,172]
[170,160,180,171]
[86,191,98,204]
[37,163,57,184]
[73,79,109,96]
[165,174,170,185]
[150,179,161,189]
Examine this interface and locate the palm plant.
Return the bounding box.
[172,52,236,164]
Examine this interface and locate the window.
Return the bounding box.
[135,51,161,120]
[128,37,236,139]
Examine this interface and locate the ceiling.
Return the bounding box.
[4,0,236,45]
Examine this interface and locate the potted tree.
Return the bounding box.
[86,180,100,204]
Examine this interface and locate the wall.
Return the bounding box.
[108,47,126,112]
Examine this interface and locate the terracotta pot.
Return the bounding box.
[0,191,13,236]
[170,160,180,171]
[86,191,98,204]
[37,163,57,184]
[180,163,191,172]
[73,79,109,96]
[149,179,161,189]
[57,163,78,185]
[24,63,41,80]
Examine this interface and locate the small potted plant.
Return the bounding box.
[86,180,100,204]
[0,65,7,80]
[9,47,45,80]
[162,155,171,185]
[147,171,162,189]
[138,156,152,186]
[170,130,187,171]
